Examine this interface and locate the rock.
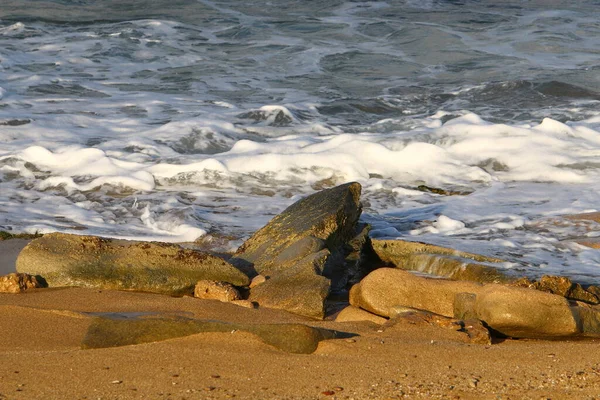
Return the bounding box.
[472,285,579,338]
[512,275,599,304]
[230,300,255,309]
[383,307,490,344]
[370,239,512,284]
[0,273,45,293]
[249,274,267,289]
[248,250,331,319]
[335,306,387,325]
[462,319,492,345]
[349,268,483,318]
[233,182,363,318]
[82,315,340,354]
[572,302,600,335]
[232,182,362,284]
[16,233,249,295]
[453,292,478,320]
[194,280,241,302]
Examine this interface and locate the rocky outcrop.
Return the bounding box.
[349,268,483,317]
[16,233,249,295]
[194,280,242,302]
[370,239,512,284]
[233,182,365,318]
[0,273,46,293]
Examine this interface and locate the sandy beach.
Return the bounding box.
[1,239,600,400]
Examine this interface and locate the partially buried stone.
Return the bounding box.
[16,233,249,295]
[82,316,340,354]
[194,280,241,302]
[0,273,45,293]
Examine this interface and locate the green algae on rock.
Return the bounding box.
[16,233,249,295]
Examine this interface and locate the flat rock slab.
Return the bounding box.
[371,239,511,284]
[16,233,249,295]
[82,315,344,354]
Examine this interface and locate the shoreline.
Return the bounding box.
[2,286,600,399]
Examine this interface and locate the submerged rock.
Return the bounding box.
[370,239,511,284]
[233,182,364,318]
[0,272,46,293]
[16,233,249,295]
[82,315,342,354]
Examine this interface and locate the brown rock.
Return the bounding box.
[474,285,579,338]
[16,233,249,295]
[335,306,387,325]
[349,268,483,318]
[0,273,45,293]
[462,319,492,345]
[194,280,241,302]
[533,275,599,304]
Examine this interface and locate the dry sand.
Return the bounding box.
[1,241,600,399]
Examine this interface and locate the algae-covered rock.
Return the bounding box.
[512,275,599,305]
[249,250,331,319]
[234,182,364,318]
[82,315,341,354]
[16,233,249,295]
[232,182,362,284]
[370,239,511,284]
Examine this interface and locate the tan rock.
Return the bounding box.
[349,268,482,318]
[16,233,249,295]
[194,280,241,302]
[0,273,45,293]
[249,274,267,289]
[335,306,387,325]
[474,285,579,338]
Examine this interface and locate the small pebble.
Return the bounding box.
[111,380,123,385]
[211,374,221,379]
[345,339,356,343]
[321,390,336,396]
[333,386,344,391]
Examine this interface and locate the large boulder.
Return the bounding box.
[459,286,579,338]
[233,182,364,318]
[16,233,249,295]
[349,268,482,317]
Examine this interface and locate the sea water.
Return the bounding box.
[3,1,600,283]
